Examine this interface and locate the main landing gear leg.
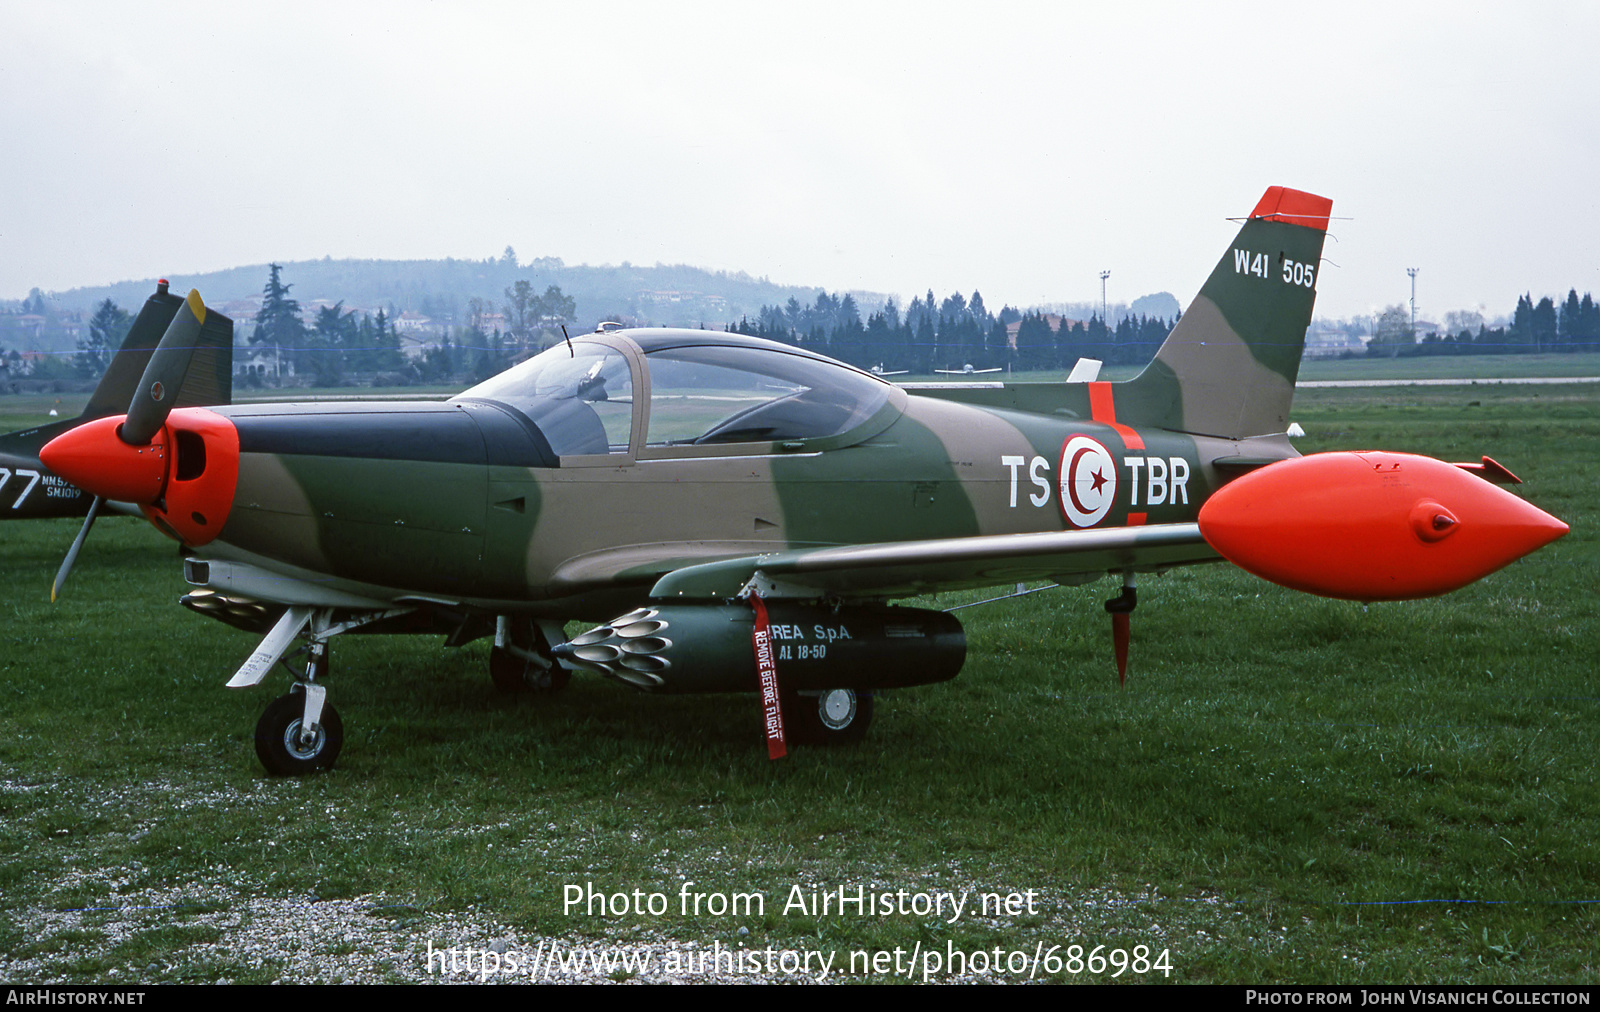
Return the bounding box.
[1104,573,1138,684]
[255,638,344,776]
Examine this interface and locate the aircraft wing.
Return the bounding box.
[647,523,1213,600]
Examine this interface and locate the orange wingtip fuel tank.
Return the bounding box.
[40,407,238,547]
[1197,451,1568,601]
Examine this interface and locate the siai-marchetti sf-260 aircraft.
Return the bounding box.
[40,187,1568,775]
[1,281,232,596]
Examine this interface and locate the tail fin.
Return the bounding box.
[82,280,233,420]
[1112,186,1331,439]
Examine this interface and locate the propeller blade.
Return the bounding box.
[122,289,206,446]
[51,495,103,602]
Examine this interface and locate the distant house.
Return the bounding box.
[15,351,50,376]
[397,333,434,361]
[640,290,688,304]
[11,314,46,341]
[234,349,295,379]
[394,311,434,334]
[637,291,728,315]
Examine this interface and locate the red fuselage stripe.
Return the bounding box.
[1088,382,1145,450]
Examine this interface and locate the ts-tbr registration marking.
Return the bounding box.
[1000,444,1190,528]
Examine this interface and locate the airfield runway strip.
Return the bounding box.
[1297,376,1600,387]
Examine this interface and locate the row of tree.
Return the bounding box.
[1369,289,1600,357]
[728,288,1176,372]
[35,275,1600,390]
[249,264,405,384]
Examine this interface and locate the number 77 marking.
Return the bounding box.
[1,468,42,508]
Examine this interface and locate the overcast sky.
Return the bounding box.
[3,2,1597,322]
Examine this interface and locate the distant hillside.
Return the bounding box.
[14,257,1187,360]
[43,256,889,335]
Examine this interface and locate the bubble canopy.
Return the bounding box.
[454,331,897,457]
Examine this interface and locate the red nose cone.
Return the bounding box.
[1199,451,1568,601]
[39,415,170,502]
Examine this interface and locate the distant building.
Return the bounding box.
[1304,323,1365,358]
[394,311,434,334]
[638,290,729,316]
[397,333,435,361]
[234,349,295,379]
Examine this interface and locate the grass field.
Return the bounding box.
[0,374,1596,984]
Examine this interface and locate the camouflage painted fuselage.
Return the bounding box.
[202,387,1264,618]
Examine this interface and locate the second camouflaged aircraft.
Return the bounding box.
[40,187,1568,773]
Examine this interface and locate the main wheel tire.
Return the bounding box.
[255,692,344,776]
[783,689,873,745]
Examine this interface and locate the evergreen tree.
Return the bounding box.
[1559,289,1582,348]
[78,298,130,379]
[1509,294,1536,351]
[1015,312,1053,370]
[1580,294,1600,348]
[863,310,892,368]
[308,301,354,385]
[1532,296,1558,352]
[881,297,901,333]
[913,311,937,373]
[369,310,403,371]
[252,264,305,379]
[968,291,988,327]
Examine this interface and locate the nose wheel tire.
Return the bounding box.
[255,692,344,775]
[784,688,873,745]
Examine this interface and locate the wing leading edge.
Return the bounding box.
[647,523,1212,601]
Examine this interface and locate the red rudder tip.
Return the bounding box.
[1250,186,1333,231]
